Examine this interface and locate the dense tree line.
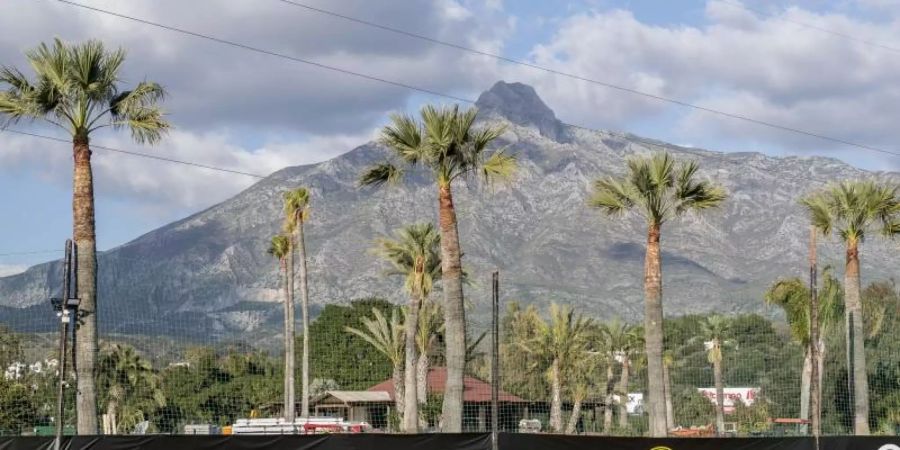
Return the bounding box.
[1,288,899,435]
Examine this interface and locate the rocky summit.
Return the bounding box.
[1,81,897,339]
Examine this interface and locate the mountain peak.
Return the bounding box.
[475,81,565,141]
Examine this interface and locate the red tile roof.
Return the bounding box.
[368,367,527,403]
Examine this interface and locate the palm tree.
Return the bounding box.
[692,316,735,436]
[765,269,843,433]
[590,152,726,436]
[615,326,642,430]
[97,344,165,434]
[595,320,641,433]
[564,355,597,435]
[284,187,311,419]
[346,307,406,425]
[360,104,515,431]
[0,39,169,433]
[374,223,442,432]
[801,180,900,435]
[267,235,293,420]
[518,304,593,433]
[593,324,618,434]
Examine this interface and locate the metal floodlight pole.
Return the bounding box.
[54,240,74,450]
[491,271,500,450]
[808,227,821,440]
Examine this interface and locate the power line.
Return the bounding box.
[266,0,900,158]
[717,0,900,55]
[0,250,61,257]
[1,128,268,178]
[54,0,472,105]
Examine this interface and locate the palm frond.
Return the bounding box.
[480,148,517,185]
[800,193,834,237]
[345,307,404,364]
[359,162,403,187]
[802,179,900,245]
[589,177,636,215]
[373,222,441,300]
[283,187,311,231]
[111,106,169,144]
[267,235,290,260]
[380,113,427,164]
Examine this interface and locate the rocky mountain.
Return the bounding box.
[1,81,897,340]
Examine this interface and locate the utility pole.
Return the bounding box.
[491,271,500,450]
[808,226,821,438]
[52,240,79,450]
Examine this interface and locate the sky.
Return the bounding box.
[3,0,900,275]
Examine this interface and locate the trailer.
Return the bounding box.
[227,417,372,435]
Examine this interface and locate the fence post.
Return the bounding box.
[491,271,500,450]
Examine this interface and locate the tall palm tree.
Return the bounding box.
[374,223,442,432]
[267,235,293,420]
[284,187,311,418]
[801,180,900,435]
[692,316,734,436]
[346,307,406,424]
[518,304,593,433]
[765,269,843,433]
[0,39,169,433]
[360,104,515,431]
[97,344,165,434]
[590,152,726,436]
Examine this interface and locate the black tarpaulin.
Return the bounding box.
[1,434,898,450]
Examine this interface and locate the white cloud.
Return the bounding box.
[497,0,900,167]
[0,0,510,216]
[0,127,377,211]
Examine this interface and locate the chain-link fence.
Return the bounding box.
[1,268,899,437]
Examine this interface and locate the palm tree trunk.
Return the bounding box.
[403,295,421,433]
[285,245,297,422]
[644,223,667,437]
[417,350,428,404]
[417,350,429,428]
[393,364,405,429]
[713,358,725,436]
[617,359,630,430]
[73,137,99,435]
[817,338,826,413]
[814,337,826,434]
[549,358,563,433]
[297,222,310,418]
[565,395,583,434]
[844,241,869,435]
[799,348,812,434]
[437,184,466,433]
[603,363,614,434]
[281,258,292,421]
[105,400,117,435]
[663,361,674,431]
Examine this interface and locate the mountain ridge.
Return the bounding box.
[1,81,897,339]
